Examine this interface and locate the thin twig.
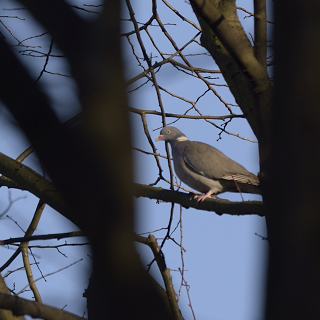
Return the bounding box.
[20,200,46,302]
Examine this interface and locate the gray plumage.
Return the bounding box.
[156,126,260,201]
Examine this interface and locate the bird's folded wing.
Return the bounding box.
[221,174,259,186]
[182,141,255,181]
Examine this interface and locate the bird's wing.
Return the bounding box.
[182,141,258,184]
[220,173,259,186]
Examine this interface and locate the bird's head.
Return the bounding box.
[155,126,188,143]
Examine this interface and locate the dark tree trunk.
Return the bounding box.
[265,1,320,318]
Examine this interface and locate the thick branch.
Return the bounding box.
[0,293,84,320]
[254,0,267,66]
[0,276,25,320]
[134,184,264,216]
[189,0,268,90]
[0,152,71,218]
[189,0,273,143]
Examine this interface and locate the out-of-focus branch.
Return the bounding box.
[0,293,84,320]
[17,0,86,82]
[0,152,71,218]
[20,201,46,303]
[0,276,25,320]
[1,1,177,318]
[14,112,83,164]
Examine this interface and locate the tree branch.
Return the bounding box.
[0,232,84,247]
[0,152,71,218]
[0,276,25,320]
[134,184,264,216]
[0,293,84,320]
[189,0,273,143]
[189,0,268,91]
[128,106,244,120]
[135,234,183,320]
[254,0,267,66]
[20,200,46,303]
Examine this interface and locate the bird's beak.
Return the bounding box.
[155,135,163,142]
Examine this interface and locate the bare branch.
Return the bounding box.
[36,37,54,82]
[0,293,85,320]
[20,201,46,302]
[128,106,243,120]
[134,234,183,320]
[189,0,273,139]
[0,231,84,247]
[17,259,83,296]
[189,0,267,85]
[133,183,264,216]
[254,0,267,66]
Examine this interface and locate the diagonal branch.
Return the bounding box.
[20,201,46,303]
[189,0,273,142]
[189,0,268,89]
[135,234,183,320]
[0,293,84,320]
[0,152,71,218]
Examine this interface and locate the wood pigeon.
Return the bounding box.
[156,126,260,201]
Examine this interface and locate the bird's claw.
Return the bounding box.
[193,193,212,203]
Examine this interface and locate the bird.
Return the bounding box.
[156,126,260,202]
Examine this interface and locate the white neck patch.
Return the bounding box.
[176,136,189,142]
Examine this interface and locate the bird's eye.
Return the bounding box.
[167,130,170,134]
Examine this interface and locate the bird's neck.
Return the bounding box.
[176,136,188,142]
[171,137,188,148]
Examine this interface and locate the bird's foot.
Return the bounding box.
[193,192,213,203]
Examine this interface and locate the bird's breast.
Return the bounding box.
[172,149,223,194]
